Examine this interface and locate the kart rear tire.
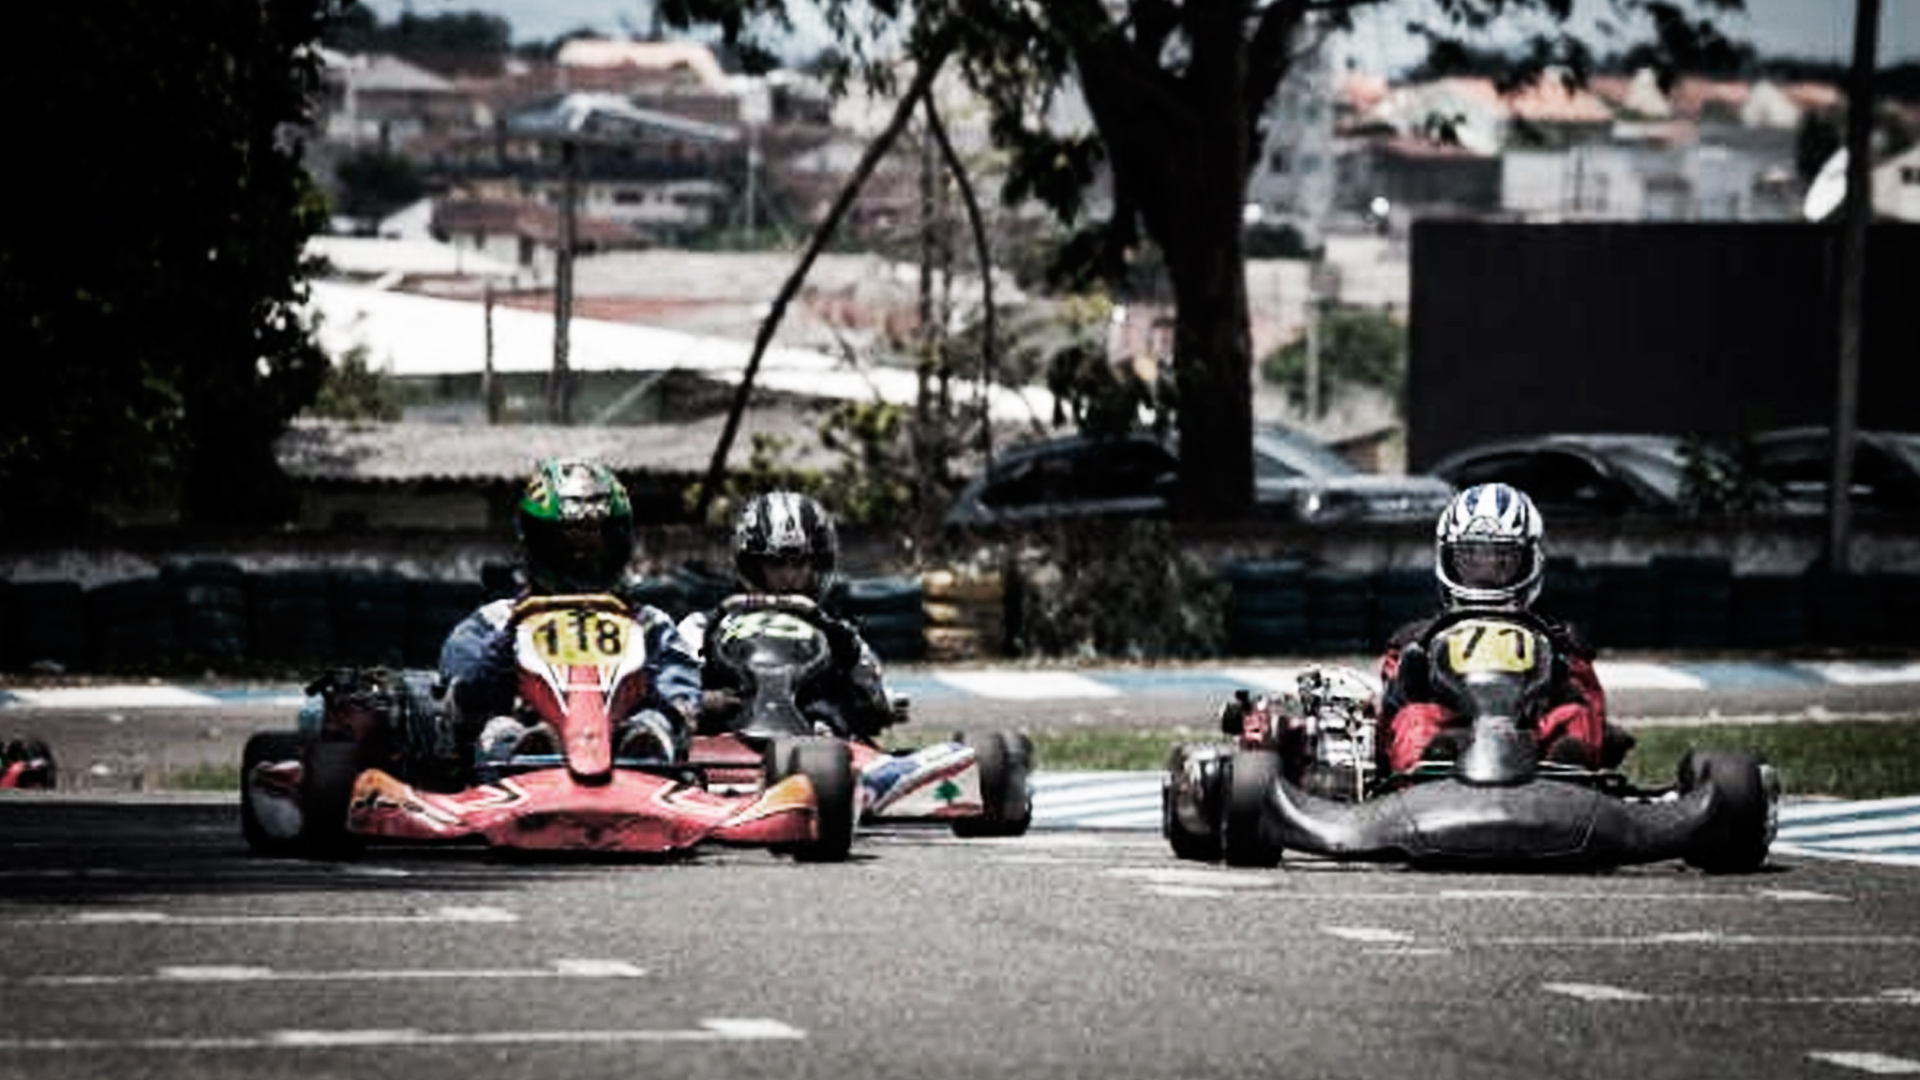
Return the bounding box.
[1163,745,1223,862]
[300,740,367,861]
[787,738,856,863]
[240,731,308,856]
[1222,749,1284,868]
[952,731,1034,839]
[1678,748,1774,874]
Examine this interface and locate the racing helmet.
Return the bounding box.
[732,490,838,599]
[1434,482,1544,610]
[514,457,635,593]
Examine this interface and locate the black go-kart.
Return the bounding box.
[1163,608,1779,872]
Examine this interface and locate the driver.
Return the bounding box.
[681,490,898,741]
[439,457,703,770]
[1376,482,1617,773]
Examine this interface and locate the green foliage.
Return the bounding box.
[3,0,343,536]
[690,402,917,529]
[1626,720,1920,802]
[1012,520,1228,661]
[308,344,404,422]
[332,149,427,224]
[1259,306,1406,414]
[1677,434,1780,516]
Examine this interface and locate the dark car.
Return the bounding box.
[943,427,1455,529]
[1750,427,1920,516]
[1426,433,1691,518]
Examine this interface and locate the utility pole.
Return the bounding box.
[549,137,578,425]
[1829,0,1879,573]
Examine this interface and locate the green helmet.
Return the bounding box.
[514,457,635,593]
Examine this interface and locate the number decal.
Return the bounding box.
[525,609,631,665]
[719,611,817,643]
[1439,619,1538,675]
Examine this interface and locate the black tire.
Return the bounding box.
[952,731,1034,839]
[240,731,308,856]
[763,736,802,788]
[1162,743,1224,862]
[788,738,856,863]
[1222,749,1284,868]
[1679,748,1775,874]
[300,740,367,861]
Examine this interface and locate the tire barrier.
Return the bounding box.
[921,569,1007,662]
[830,575,927,663]
[1225,561,1310,657]
[168,560,251,667]
[3,559,1918,675]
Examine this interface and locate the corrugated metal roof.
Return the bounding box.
[276,415,839,483]
[306,281,1057,423]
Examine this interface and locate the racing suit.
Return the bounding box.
[439,588,703,766]
[680,594,897,741]
[1376,610,1611,774]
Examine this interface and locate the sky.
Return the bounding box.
[357,0,1920,68]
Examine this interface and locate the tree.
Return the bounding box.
[1261,305,1405,416]
[2,0,345,536]
[659,0,1744,519]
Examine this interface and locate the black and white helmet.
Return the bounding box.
[1434,482,1544,610]
[732,490,839,599]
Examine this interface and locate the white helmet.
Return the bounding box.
[1434,482,1544,610]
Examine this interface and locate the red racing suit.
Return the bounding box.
[1376,610,1610,774]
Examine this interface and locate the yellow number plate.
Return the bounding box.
[1438,618,1539,675]
[524,610,633,666]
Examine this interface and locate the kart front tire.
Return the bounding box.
[240,731,308,856]
[1163,744,1223,862]
[1222,749,1284,869]
[299,740,367,861]
[787,738,856,863]
[1678,748,1775,874]
[952,731,1034,839]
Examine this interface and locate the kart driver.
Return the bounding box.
[439,457,703,770]
[1376,482,1620,773]
[680,490,898,741]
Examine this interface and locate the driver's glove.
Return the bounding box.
[1396,642,1433,703]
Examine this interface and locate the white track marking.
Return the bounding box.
[0,1019,806,1052]
[1548,985,1920,1006]
[23,959,646,986]
[1796,662,1920,687]
[1487,932,1920,947]
[7,905,518,927]
[1591,660,1708,690]
[1809,1051,1920,1074]
[929,670,1119,700]
[0,686,222,709]
[1321,926,1415,944]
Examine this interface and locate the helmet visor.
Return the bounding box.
[1444,541,1528,590]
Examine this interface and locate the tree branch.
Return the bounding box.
[692,28,957,523]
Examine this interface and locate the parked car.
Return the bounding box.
[1750,427,1920,516]
[1426,433,1691,518]
[942,427,1455,529]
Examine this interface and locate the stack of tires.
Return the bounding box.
[86,576,177,672]
[406,578,489,668]
[1224,560,1309,658]
[249,569,336,668]
[1590,563,1664,651]
[920,569,1007,662]
[832,576,926,663]
[4,580,88,673]
[1655,554,1733,650]
[168,560,251,667]
[1304,568,1372,655]
[1370,568,1436,646]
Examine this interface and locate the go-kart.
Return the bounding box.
[1164,608,1780,872]
[687,593,1033,838]
[2,735,56,790]
[240,593,857,861]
